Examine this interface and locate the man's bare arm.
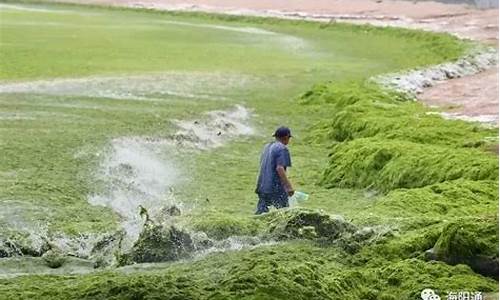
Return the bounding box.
[276,165,294,196]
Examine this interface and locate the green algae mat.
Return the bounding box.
[0,1,498,299]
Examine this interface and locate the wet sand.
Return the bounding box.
[420,68,499,120]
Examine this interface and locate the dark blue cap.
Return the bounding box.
[273,126,292,138]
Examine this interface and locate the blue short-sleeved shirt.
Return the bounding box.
[255,141,292,194]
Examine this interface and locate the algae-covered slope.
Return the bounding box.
[361,179,499,224]
[322,138,498,192]
[301,81,497,148]
[298,79,499,294]
[303,82,498,192]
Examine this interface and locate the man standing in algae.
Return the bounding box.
[255,126,295,214]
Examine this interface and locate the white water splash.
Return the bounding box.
[0,200,51,255]
[0,103,255,267]
[50,234,101,259]
[172,105,253,149]
[194,235,278,257]
[89,137,180,246]
[87,105,253,248]
[0,200,115,260]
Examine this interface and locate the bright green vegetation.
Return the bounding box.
[322,138,498,192]
[1,242,497,299]
[298,81,498,192]
[434,219,498,259]
[300,81,498,148]
[0,1,498,299]
[0,0,466,81]
[190,213,265,240]
[359,179,499,226]
[296,79,499,292]
[2,211,498,299]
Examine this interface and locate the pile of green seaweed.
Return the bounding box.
[301,80,499,287]
[301,81,498,191]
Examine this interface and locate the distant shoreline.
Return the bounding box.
[410,0,498,9]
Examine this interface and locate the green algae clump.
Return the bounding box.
[190,213,265,240]
[429,218,499,278]
[364,179,499,223]
[42,249,67,269]
[119,224,194,266]
[297,79,499,295]
[375,258,498,298]
[264,209,357,241]
[300,81,498,193]
[321,138,498,192]
[0,230,51,258]
[301,82,496,148]
[434,220,498,258]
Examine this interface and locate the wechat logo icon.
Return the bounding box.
[421,289,441,300]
